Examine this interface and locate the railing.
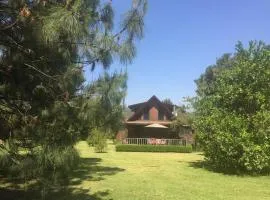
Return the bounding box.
[122,138,187,146]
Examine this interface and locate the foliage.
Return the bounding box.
[171,112,193,135]
[162,98,173,105]
[80,71,128,138]
[0,140,80,186]
[194,41,270,173]
[0,0,147,196]
[195,53,234,96]
[170,100,194,136]
[94,138,108,153]
[87,128,107,153]
[115,144,192,153]
[123,106,133,119]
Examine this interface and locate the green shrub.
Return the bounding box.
[112,139,122,145]
[194,42,270,173]
[94,139,107,153]
[87,128,107,153]
[115,144,192,153]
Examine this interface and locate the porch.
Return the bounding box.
[125,121,178,139]
[122,138,188,146]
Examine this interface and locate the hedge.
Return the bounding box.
[115,144,192,153]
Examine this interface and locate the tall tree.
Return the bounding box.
[195,53,233,96]
[162,98,173,105]
[0,0,147,196]
[194,41,270,173]
[79,71,128,138]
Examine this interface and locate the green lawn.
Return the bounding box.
[63,141,270,200]
[2,141,270,200]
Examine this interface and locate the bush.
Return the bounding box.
[94,139,107,153]
[115,144,192,153]
[87,128,107,153]
[197,110,270,173]
[194,42,270,173]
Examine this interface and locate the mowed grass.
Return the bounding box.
[68,141,270,200]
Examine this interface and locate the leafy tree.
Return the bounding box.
[170,97,194,138]
[87,128,108,153]
[79,71,128,139]
[171,106,193,137]
[123,105,133,119]
[162,98,173,105]
[195,53,233,96]
[175,104,188,114]
[194,41,270,173]
[171,114,193,135]
[0,0,147,197]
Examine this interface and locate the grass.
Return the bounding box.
[69,141,270,200]
[1,141,270,200]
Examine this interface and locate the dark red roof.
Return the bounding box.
[127,95,174,121]
[128,102,146,111]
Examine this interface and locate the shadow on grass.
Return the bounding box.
[70,157,125,183]
[0,187,112,200]
[46,188,112,200]
[187,160,270,176]
[188,160,245,176]
[0,157,124,200]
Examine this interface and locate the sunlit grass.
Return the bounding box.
[1,141,270,199]
[71,141,270,200]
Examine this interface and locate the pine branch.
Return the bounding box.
[0,18,18,30]
[0,99,25,116]
[0,144,22,165]
[113,9,137,39]
[24,63,58,81]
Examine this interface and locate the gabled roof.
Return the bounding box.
[128,102,146,111]
[127,95,173,121]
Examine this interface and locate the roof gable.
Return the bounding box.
[127,95,173,121]
[128,102,146,111]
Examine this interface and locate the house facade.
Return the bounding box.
[125,95,178,138]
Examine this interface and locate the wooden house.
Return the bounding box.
[125,95,178,138]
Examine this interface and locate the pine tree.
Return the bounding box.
[0,0,147,197]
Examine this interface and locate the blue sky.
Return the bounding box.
[85,0,270,105]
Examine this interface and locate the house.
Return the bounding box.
[125,95,178,139]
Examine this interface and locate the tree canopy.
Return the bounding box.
[162,98,173,105]
[0,0,147,197]
[194,41,270,173]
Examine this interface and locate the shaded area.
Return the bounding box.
[70,157,125,183]
[47,188,112,200]
[0,187,38,200]
[0,187,112,200]
[188,160,268,176]
[0,157,124,200]
[188,160,220,172]
[188,160,242,175]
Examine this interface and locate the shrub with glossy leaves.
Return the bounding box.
[195,41,270,173]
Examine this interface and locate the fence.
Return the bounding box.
[122,138,187,146]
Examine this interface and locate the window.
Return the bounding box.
[143,111,149,120]
[158,111,164,120]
